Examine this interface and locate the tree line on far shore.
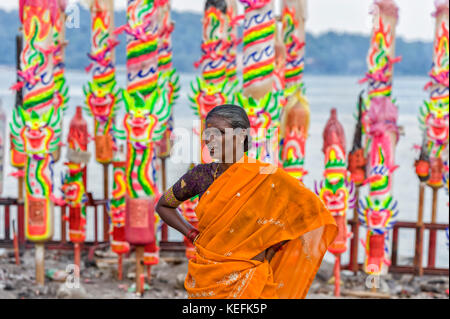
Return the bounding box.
[0,8,432,76]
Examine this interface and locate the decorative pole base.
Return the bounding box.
[35,243,45,286]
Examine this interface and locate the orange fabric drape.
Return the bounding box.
[185,155,337,299]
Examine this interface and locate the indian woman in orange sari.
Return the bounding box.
[156,104,337,299]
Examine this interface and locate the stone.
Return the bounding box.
[34,285,49,296]
[327,276,345,286]
[384,279,397,291]
[420,284,441,293]
[83,260,97,268]
[316,261,334,282]
[392,273,403,281]
[398,286,415,298]
[426,278,448,285]
[378,279,391,294]
[175,274,185,289]
[399,274,415,284]
[341,270,355,277]
[56,283,89,299]
[309,282,321,293]
[17,286,31,298]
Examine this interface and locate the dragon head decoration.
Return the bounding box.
[122,86,170,148]
[429,20,449,88]
[61,162,86,208]
[189,77,235,120]
[10,107,61,158]
[235,91,281,134]
[84,80,121,124]
[235,91,282,161]
[280,127,307,180]
[359,163,399,234]
[420,98,449,145]
[316,145,355,217]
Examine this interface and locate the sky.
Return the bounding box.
[0,0,437,41]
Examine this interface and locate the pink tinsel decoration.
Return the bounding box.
[58,0,68,11]
[239,0,272,10]
[371,0,399,20]
[433,0,450,17]
[322,108,346,155]
[368,96,398,137]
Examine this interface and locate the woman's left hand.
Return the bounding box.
[265,240,289,262]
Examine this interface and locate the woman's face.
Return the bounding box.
[204,117,246,163]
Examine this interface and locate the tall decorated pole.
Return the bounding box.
[347,91,367,272]
[10,108,62,285]
[11,34,27,202]
[18,0,57,114]
[235,0,282,163]
[414,0,449,270]
[279,0,309,180]
[119,88,171,293]
[282,0,306,89]
[110,144,130,280]
[62,106,90,271]
[84,0,120,200]
[156,0,180,162]
[358,0,401,278]
[115,0,172,295]
[315,109,355,297]
[190,0,236,164]
[52,0,70,163]
[157,0,180,135]
[10,0,63,286]
[155,0,180,241]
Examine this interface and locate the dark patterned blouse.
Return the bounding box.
[162,162,225,207]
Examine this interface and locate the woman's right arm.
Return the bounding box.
[155,195,195,238]
[155,165,203,239]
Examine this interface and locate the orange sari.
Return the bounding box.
[185,155,337,299]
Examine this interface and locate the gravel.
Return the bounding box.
[0,248,448,299]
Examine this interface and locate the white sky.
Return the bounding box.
[0,0,437,41]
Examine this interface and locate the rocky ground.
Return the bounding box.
[0,247,448,299]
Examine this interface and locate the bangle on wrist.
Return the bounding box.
[193,233,200,244]
[187,228,200,244]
